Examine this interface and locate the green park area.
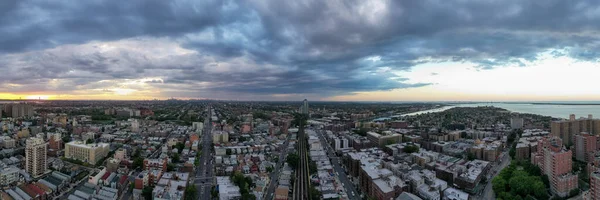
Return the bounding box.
[492,160,549,200]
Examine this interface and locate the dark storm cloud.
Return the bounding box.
[3,0,600,98]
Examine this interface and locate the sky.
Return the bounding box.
[2,0,600,101]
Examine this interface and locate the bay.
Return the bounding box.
[400,102,600,119]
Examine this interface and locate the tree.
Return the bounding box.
[211,186,219,199]
[172,153,180,163]
[253,112,270,120]
[175,142,185,153]
[492,176,507,194]
[286,153,299,170]
[226,149,232,155]
[241,193,256,200]
[62,136,71,143]
[133,157,144,170]
[568,189,580,198]
[541,175,550,188]
[142,186,154,200]
[184,186,198,200]
[466,152,476,161]
[167,163,176,172]
[309,187,322,200]
[403,145,420,154]
[353,128,368,136]
[309,161,317,174]
[86,138,94,144]
[532,181,548,199]
[291,113,308,127]
[509,145,516,159]
[134,149,141,158]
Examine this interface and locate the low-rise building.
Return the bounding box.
[65,141,110,165]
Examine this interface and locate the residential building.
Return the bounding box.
[192,122,204,132]
[274,186,288,200]
[443,187,468,200]
[114,149,127,161]
[213,131,229,144]
[334,138,349,151]
[510,117,524,129]
[144,158,168,173]
[217,176,241,200]
[131,119,140,132]
[397,192,422,200]
[0,167,20,186]
[515,143,530,160]
[26,137,47,177]
[48,133,63,150]
[65,141,110,165]
[591,171,600,200]
[367,131,402,147]
[531,136,578,197]
[5,103,34,118]
[573,132,599,162]
[1,136,16,148]
[551,114,600,146]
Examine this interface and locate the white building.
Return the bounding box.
[443,187,468,200]
[0,166,20,186]
[334,138,349,150]
[192,122,204,132]
[130,119,140,132]
[65,141,110,165]
[26,137,47,177]
[511,117,524,129]
[213,131,229,144]
[217,176,241,200]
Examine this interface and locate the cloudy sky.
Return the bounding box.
[2,0,600,101]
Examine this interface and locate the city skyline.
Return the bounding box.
[3,1,600,101]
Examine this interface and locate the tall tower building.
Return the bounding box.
[26,137,47,177]
[301,99,309,115]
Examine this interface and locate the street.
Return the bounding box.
[264,133,293,199]
[314,129,360,200]
[480,150,511,200]
[194,106,214,200]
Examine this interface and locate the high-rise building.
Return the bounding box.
[26,137,47,177]
[212,131,229,144]
[9,103,34,118]
[65,141,110,165]
[301,99,309,115]
[3,104,12,117]
[573,132,600,162]
[591,171,600,200]
[510,117,524,129]
[551,114,600,146]
[531,136,578,197]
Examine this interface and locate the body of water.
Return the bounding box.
[399,103,600,119]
